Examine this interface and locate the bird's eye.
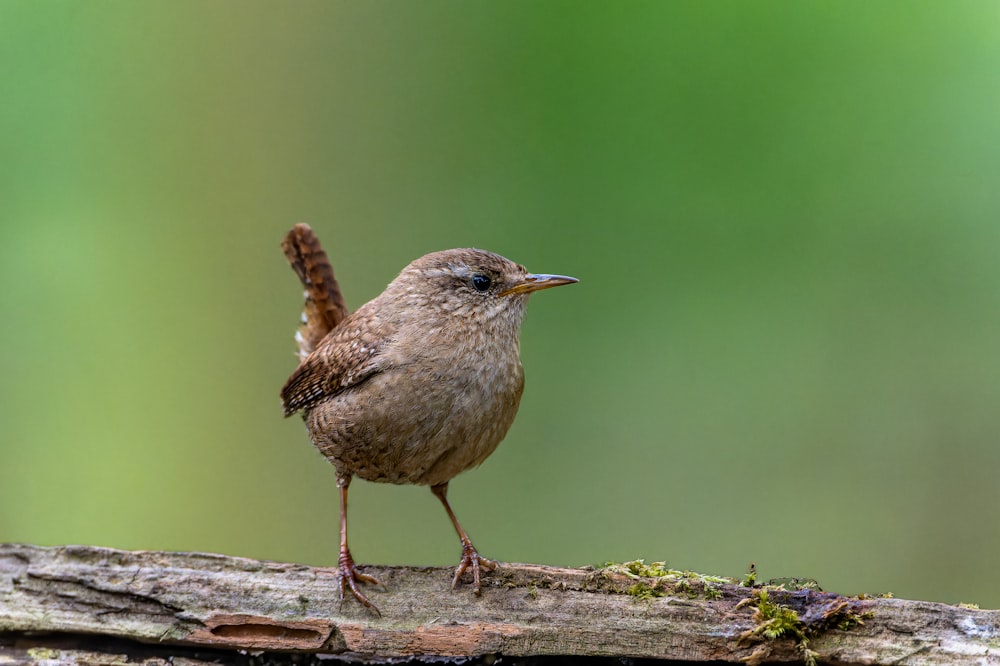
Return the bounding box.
[471,274,492,292]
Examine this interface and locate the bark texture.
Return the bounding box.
[1,543,997,664]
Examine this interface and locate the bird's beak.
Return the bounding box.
[500,273,579,296]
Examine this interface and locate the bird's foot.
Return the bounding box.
[451,542,498,595]
[337,550,383,616]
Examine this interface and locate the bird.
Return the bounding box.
[279,223,577,614]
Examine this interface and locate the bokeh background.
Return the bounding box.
[2,2,999,608]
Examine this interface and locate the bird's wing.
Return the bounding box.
[280,309,394,417]
[281,224,349,361]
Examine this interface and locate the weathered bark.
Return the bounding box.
[0,543,997,664]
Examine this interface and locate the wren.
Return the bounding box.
[280,224,577,614]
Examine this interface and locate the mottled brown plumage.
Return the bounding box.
[280,228,577,614]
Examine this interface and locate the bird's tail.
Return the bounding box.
[281,223,348,361]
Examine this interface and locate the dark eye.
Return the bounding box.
[471,274,492,292]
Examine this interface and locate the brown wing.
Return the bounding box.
[281,223,349,361]
[280,307,394,416]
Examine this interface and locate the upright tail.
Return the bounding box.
[281,223,349,361]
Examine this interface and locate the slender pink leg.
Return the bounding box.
[336,476,382,615]
[431,482,498,595]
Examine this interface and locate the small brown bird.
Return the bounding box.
[280,224,577,614]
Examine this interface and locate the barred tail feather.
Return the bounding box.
[281,223,348,361]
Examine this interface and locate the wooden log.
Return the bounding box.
[1,543,997,664]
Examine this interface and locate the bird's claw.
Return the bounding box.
[451,542,498,595]
[337,551,383,616]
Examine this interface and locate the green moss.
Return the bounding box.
[626,582,664,600]
[836,610,873,631]
[738,590,813,664]
[738,589,871,666]
[603,559,673,578]
[741,563,757,588]
[27,648,60,660]
[604,560,731,583]
[604,556,869,664]
[603,560,732,601]
[755,590,807,641]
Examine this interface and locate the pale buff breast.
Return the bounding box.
[306,354,525,486]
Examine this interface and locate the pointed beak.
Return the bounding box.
[500,273,579,296]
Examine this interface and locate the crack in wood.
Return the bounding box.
[23,570,186,620]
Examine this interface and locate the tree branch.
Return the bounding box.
[0,544,996,664]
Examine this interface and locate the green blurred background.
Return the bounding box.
[2,1,999,608]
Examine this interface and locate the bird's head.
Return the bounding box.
[385,248,577,329]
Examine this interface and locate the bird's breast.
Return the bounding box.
[308,331,525,487]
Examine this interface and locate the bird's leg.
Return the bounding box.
[336,476,382,615]
[430,482,497,595]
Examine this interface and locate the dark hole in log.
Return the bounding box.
[210,623,323,641]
